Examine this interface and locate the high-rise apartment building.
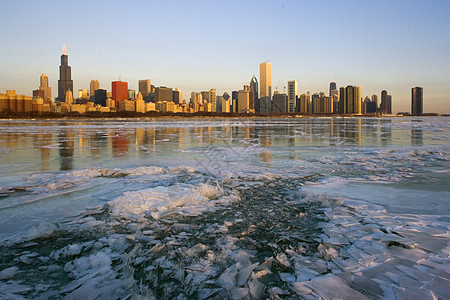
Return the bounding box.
[111,81,128,106]
[58,44,73,102]
[339,87,346,114]
[209,89,216,112]
[287,80,298,113]
[411,87,423,115]
[90,80,99,98]
[260,62,272,99]
[343,85,361,114]
[39,74,52,103]
[387,95,392,114]
[380,90,388,114]
[139,79,151,98]
[353,86,361,114]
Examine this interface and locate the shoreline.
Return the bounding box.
[0,112,446,120]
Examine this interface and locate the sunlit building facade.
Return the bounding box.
[260,62,272,99]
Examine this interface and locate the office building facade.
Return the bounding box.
[111,81,128,106]
[139,79,151,98]
[260,62,272,99]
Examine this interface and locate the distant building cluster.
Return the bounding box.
[0,47,424,116]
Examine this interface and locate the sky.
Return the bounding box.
[0,0,449,113]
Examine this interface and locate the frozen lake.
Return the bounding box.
[0,117,449,299]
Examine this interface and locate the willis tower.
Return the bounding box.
[58,44,73,102]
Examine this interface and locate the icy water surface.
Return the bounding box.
[0,117,449,299]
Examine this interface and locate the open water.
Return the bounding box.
[0,117,448,299]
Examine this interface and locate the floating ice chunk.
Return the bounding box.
[217,265,238,290]
[0,280,33,296]
[186,243,208,257]
[255,257,273,271]
[109,183,224,221]
[230,287,249,300]
[233,250,253,268]
[149,243,165,255]
[303,274,369,300]
[248,273,265,299]
[236,263,258,287]
[255,269,271,279]
[276,252,291,268]
[395,265,433,282]
[35,283,51,292]
[197,288,220,300]
[26,222,57,240]
[125,166,165,176]
[0,266,18,280]
[318,244,338,261]
[295,267,319,282]
[65,244,83,257]
[292,282,313,296]
[279,272,296,283]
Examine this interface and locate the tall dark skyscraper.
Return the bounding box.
[411,87,423,115]
[380,90,388,114]
[329,81,337,96]
[250,75,258,110]
[339,87,346,114]
[58,44,73,102]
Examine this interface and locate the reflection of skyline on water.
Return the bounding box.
[58,128,74,171]
[0,118,443,172]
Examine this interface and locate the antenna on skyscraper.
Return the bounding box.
[62,43,67,55]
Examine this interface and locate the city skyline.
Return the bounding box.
[0,1,449,113]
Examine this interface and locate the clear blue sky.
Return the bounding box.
[0,0,449,113]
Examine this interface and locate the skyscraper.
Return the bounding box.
[287,80,298,113]
[94,89,107,107]
[111,81,128,107]
[371,94,378,108]
[250,75,258,111]
[344,85,361,114]
[273,93,288,113]
[329,81,337,96]
[260,62,272,99]
[139,79,151,98]
[39,74,51,103]
[298,93,309,114]
[58,44,73,102]
[237,90,250,113]
[380,90,388,114]
[209,89,217,112]
[411,87,423,115]
[339,87,346,114]
[353,86,362,114]
[387,95,392,114]
[90,80,99,98]
[155,87,173,102]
